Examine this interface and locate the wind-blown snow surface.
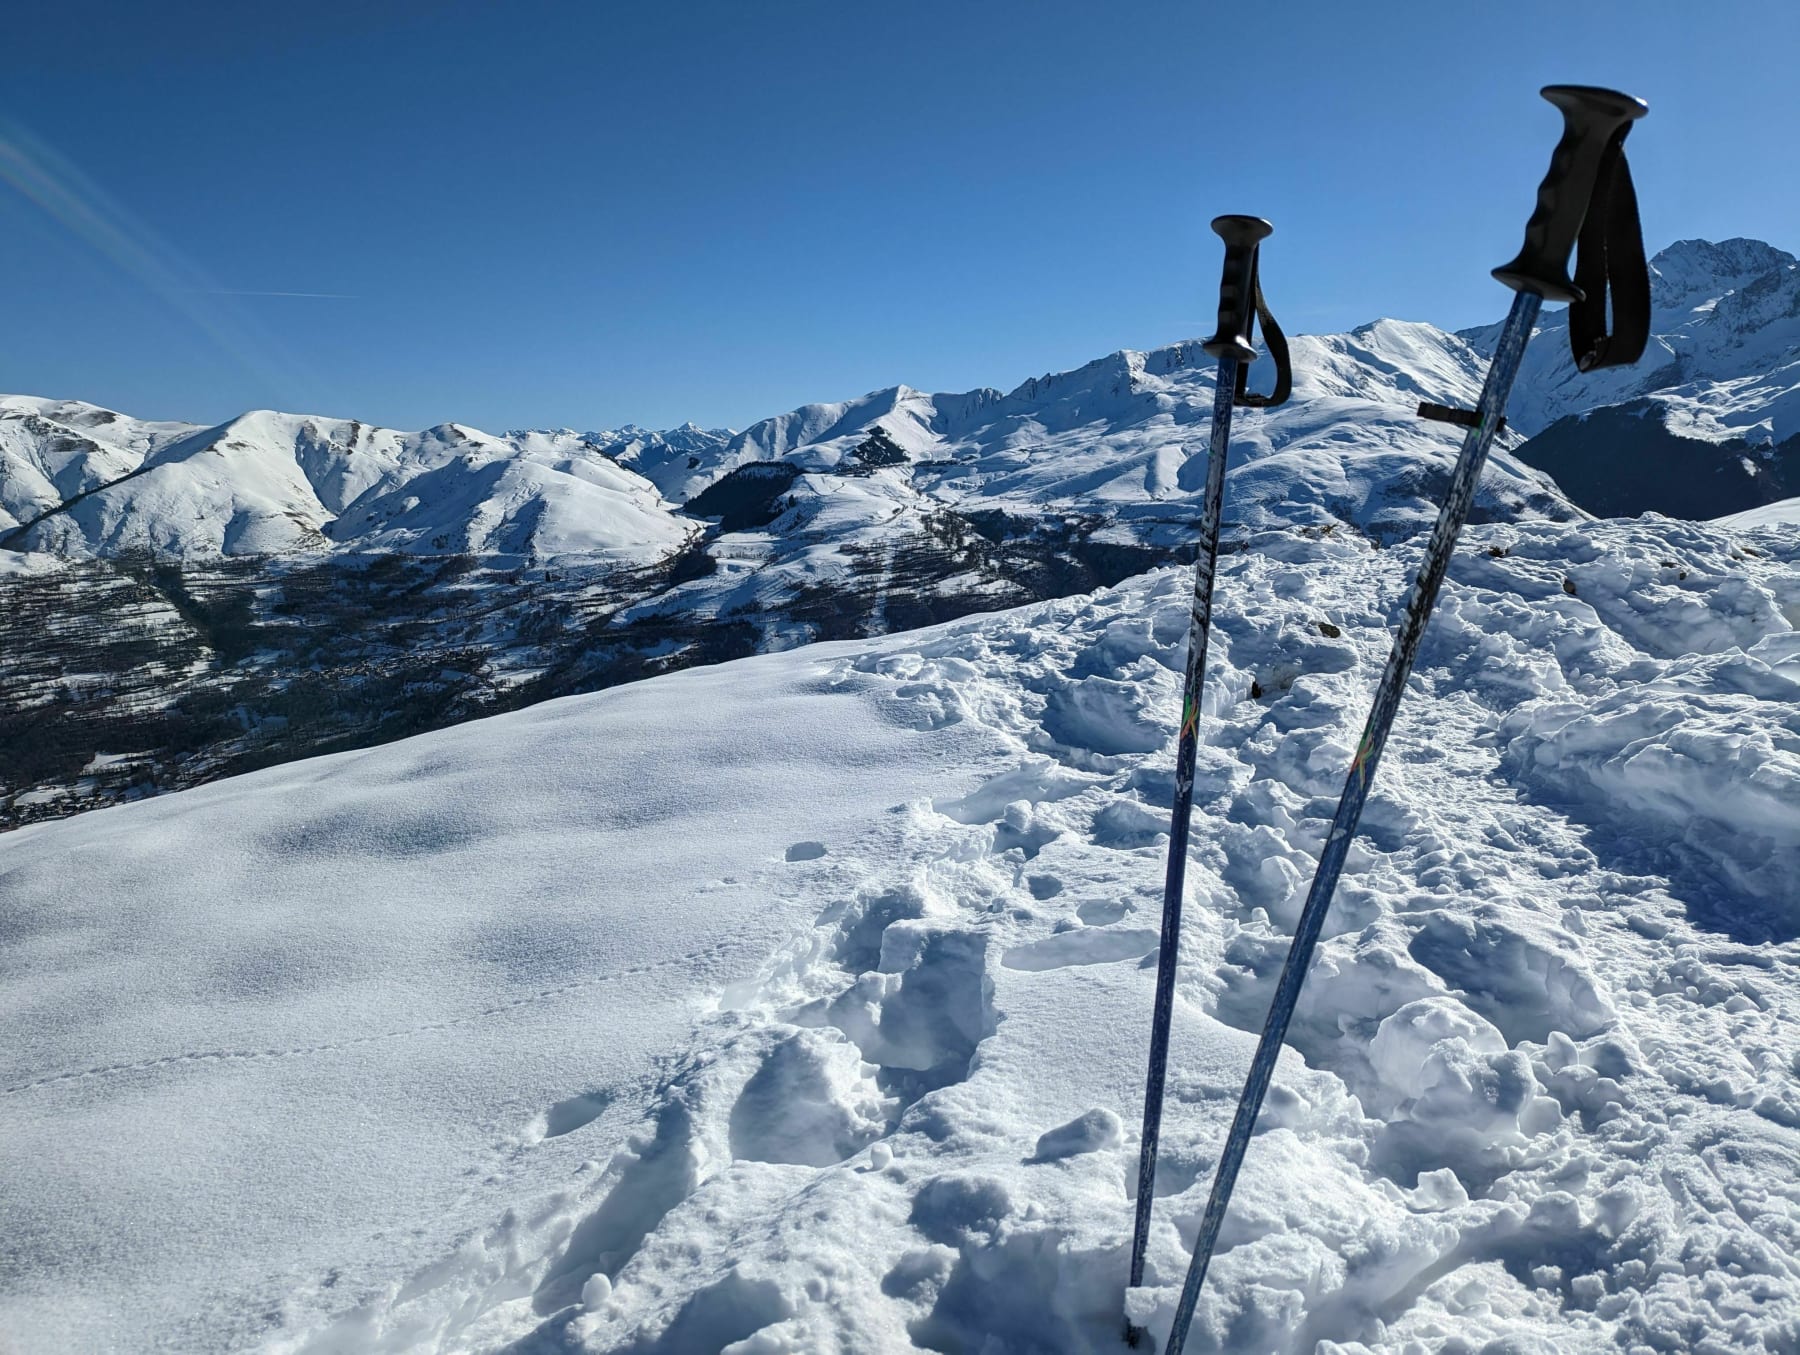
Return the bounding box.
[5,510,1799,1354]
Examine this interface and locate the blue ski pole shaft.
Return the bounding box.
[1161,287,1541,1352]
[1127,353,1236,1309]
[1127,214,1277,1345]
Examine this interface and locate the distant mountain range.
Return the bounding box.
[4,237,1794,827]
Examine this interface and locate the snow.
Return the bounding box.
[7,236,1799,589]
[1,655,999,1351]
[5,509,1799,1353]
[1717,495,1800,530]
[6,233,1800,1351]
[0,401,691,563]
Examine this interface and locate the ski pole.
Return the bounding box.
[1160,85,1648,1353]
[1127,214,1288,1346]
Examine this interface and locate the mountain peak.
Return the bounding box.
[1649,237,1795,310]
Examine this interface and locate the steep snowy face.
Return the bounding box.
[0,405,691,562]
[1464,237,1800,438]
[1647,236,1796,311]
[0,398,201,535]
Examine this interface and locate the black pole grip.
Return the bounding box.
[1203,215,1272,360]
[1492,85,1647,303]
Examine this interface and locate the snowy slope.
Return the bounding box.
[0,400,692,563]
[1718,495,1800,530]
[5,509,1797,1354]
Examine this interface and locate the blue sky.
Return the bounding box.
[3,0,1795,433]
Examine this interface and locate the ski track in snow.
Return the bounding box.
[4,514,1799,1354]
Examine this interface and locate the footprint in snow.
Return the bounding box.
[785,840,827,862]
[1075,898,1130,926]
[529,1090,612,1143]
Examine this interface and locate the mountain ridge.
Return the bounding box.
[6,235,1796,567]
[10,237,1795,572]
[5,236,1796,827]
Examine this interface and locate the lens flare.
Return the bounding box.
[0,119,325,405]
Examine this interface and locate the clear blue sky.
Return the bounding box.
[3,0,1794,434]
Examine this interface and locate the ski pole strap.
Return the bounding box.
[1202,214,1291,409]
[1492,85,1648,309]
[1425,87,1646,436]
[1234,271,1291,409]
[1568,130,1649,370]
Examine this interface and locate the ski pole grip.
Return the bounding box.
[1492,85,1647,303]
[1203,215,1272,361]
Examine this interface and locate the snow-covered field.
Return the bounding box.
[5,504,1798,1353]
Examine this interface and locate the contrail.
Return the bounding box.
[196,289,356,300]
[0,119,321,403]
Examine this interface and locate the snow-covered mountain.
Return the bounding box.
[0,400,693,561]
[687,322,1558,523]
[8,239,1797,577]
[3,322,1564,569]
[1471,237,1800,437]
[567,421,738,494]
[6,238,1797,831]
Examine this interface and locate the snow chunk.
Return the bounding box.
[1028,1108,1124,1162]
